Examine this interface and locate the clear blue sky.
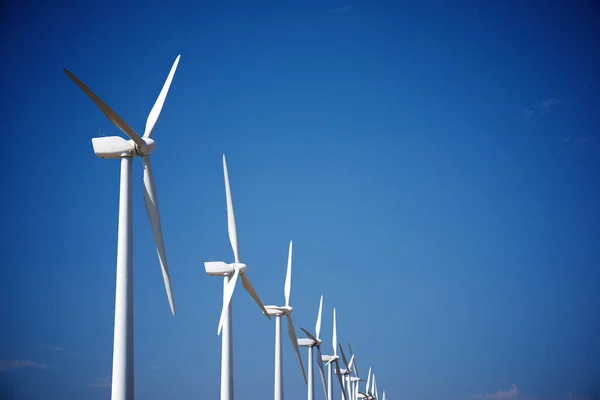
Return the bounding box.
[1,1,599,399]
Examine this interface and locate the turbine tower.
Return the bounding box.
[64,55,181,400]
[204,154,271,400]
[264,240,307,400]
[299,295,329,400]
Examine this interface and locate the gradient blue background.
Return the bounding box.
[1,1,599,399]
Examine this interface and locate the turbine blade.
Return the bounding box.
[366,368,371,395]
[64,69,144,147]
[316,345,329,400]
[284,240,292,307]
[373,374,378,399]
[316,295,323,340]
[300,327,317,343]
[141,155,175,316]
[335,361,347,400]
[240,272,271,319]
[339,344,349,370]
[382,391,386,400]
[143,54,180,138]
[217,268,239,335]
[348,355,355,372]
[222,154,240,263]
[348,343,359,377]
[333,308,338,355]
[286,314,307,383]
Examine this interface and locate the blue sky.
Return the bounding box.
[1,1,599,399]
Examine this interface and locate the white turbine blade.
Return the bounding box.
[366,368,371,395]
[284,240,292,307]
[333,308,338,355]
[382,391,386,400]
[373,375,378,399]
[222,154,240,263]
[143,54,180,138]
[64,69,145,147]
[141,155,175,316]
[334,361,347,400]
[240,272,271,319]
[316,295,323,340]
[217,268,240,335]
[348,343,359,377]
[348,355,355,373]
[286,314,307,383]
[301,327,318,343]
[315,345,329,400]
[339,344,349,370]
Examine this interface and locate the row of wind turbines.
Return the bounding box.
[63,54,387,400]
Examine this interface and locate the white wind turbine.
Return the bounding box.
[264,240,307,400]
[346,343,364,400]
[321,309,347,400]
[337,346,355,400]
[299,295,329,400]
[357,367,371,399]
[204,154,271,400]
[64,55,181,400]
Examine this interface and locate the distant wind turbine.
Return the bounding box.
[299,295,329,400]
[321,309,347,400]
[264,240,307,400]
[204,154,271,400]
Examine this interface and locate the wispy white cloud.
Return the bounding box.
[561,135,599,156]
[473,384,520,400]
[330,4,353,13]
[522,98,563,119]
[521,108,535,119]
[40,344,63,351]
[567,393,593,400]
[0,360,50,371]
[89,377,111,389]
[539,98,562,115]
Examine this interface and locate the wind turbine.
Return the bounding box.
[204,154,271,400]
[64,55,181,400]
[264,240,307,400]
[357,368,371,399]
[299,295,329,400]
[338,346,355,400]
[321,309,346,400]
[347,343,364,400]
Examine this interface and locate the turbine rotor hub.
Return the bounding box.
[233,262,247,273]
[132,137,156,156]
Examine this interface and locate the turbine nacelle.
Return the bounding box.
[325,354,339,365]
[299,328,322,348]
[264,304,293,317]
[321,354,333,363]
[297,338,314,347]
[204,261,247,277]
[92,136,156,159]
